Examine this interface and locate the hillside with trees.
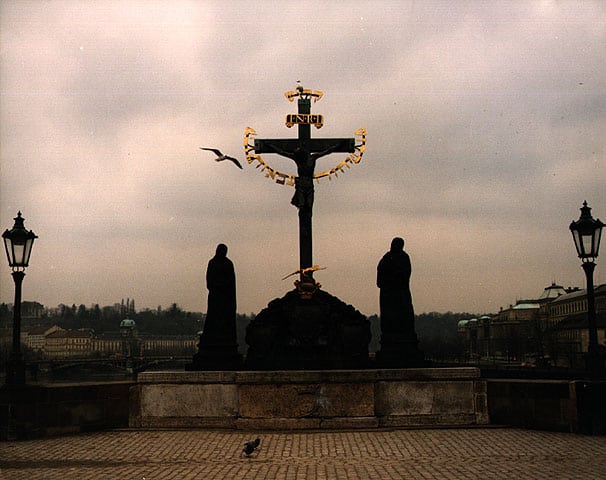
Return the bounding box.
[2,302,480,361]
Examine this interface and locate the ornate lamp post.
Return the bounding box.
[119,318,138,375]
[569,201,604,374]
[2,212,37,386]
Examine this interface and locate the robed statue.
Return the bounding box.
[188,243,242,370]
[376,237,423,367]
[204,243,237,343]
[377,237,415,335]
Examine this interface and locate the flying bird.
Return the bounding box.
[200,147,243,169]
[242,438,261,457]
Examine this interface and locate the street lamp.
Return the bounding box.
[2,212,37,386]
[120,318,138,376]
[569,201,604,374]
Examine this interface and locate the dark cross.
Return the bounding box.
[254,88,355,281]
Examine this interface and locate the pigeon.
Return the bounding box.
[200,147,243,169]
[242,438,261,457]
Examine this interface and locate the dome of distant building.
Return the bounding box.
[457,320,469,328]
[120,318,136,328]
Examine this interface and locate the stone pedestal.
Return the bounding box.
[130,368,489,430]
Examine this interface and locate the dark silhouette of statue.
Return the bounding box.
[204,243,237,342]
[187,243,242,370]
[377,237,415,336]
[376,237,424,367]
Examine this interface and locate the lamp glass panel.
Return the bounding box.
[593,228,602,257]
[3,237,11,264]
[12,243,26,266]
[572,230,583,256]
[581,234,593,257]
[23,238,34,266]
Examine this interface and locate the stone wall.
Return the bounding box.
[1,381,134,440]
[487,379,606,434]
[4,374,604,440]
[130,368,489,430]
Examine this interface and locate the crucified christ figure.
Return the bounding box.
[267,143,343,211]
[266,141,345,284]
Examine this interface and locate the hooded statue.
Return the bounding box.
[377,237,416,338]
[203,243,237,344]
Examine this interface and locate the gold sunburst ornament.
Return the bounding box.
[243,88,366,186]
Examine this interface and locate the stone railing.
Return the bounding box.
[1,381,134,440]
[130,368,488,430]
[3,372,604,440]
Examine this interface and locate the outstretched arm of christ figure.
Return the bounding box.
[265,142,342,162]
[265,142,297,160]
[310,141,345,160]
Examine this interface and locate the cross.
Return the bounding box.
[254,87,355,283]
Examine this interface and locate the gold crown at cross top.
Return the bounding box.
[284,87,324,102]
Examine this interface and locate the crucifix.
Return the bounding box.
[244,86,365,287]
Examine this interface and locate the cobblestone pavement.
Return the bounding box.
[2,428,606,480]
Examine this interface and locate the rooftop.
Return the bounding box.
[47,329,93,339]
[538,282,567,300]
[550,283,606,304]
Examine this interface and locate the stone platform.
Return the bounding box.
[129,367,488,430]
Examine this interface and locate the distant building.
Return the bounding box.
[139,335,197,356]
[92,332,123,357]
[489,301,541,361]
[2,300,197,360]
[22,325,63,353]
[542,284,606,368]
[458,282,605,366]
[538,283,569,301]
[45,329,94,359]
[40,317,196,359]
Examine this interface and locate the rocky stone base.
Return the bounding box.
[245,288,371,370]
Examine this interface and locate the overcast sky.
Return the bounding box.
[1,0,604,317]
